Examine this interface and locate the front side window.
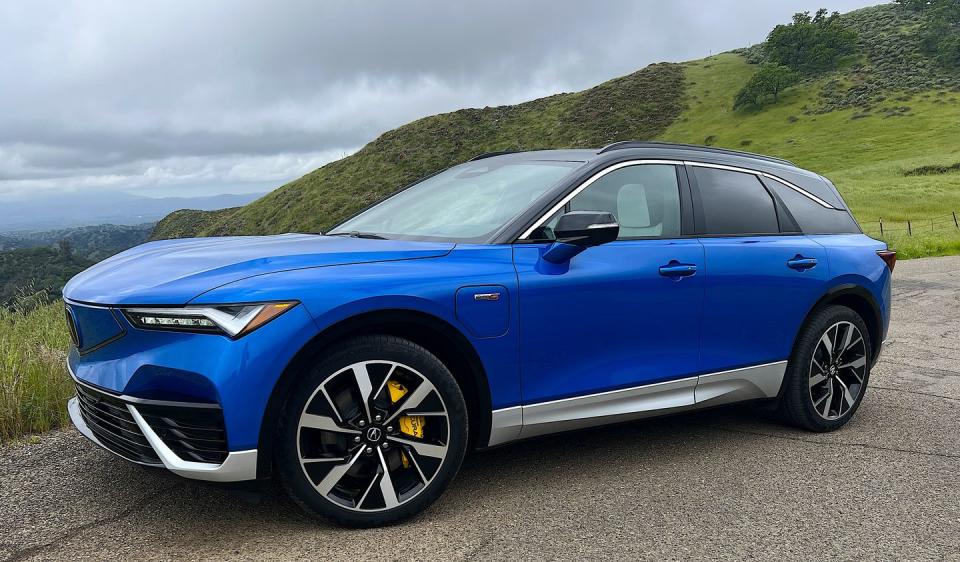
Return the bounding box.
[536,164,682,240]
[329,160,581,242]
[693,167,779,235]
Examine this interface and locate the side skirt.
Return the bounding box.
[488,360,787,446]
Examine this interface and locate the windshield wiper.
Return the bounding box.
[326,231,389,240]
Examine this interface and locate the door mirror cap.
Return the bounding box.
[553,211,619,247]
[540,211,619,266]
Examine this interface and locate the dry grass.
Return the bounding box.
[0,302,72,441]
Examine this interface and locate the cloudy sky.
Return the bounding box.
[0,0,879,200]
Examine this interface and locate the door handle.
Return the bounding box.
[787,256,818,271]
[659,262,698,277]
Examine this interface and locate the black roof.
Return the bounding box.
[467,142,796,168]
[597,141,796,166]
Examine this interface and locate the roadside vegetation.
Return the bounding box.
[0,301,71,441]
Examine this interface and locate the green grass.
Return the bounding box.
[0,302,72,441]
[660,53,960,254]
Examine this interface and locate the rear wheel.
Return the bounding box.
[779,305,872,432]
[276,335,468,527]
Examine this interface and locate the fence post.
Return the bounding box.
[954,211,958,229]
[908,220,912,236]
[879,217,883,237]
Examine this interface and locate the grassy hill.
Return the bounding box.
[152,3,960,259]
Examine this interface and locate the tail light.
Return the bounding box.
[877,249,897,272]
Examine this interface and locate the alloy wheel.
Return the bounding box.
[296,360,451,512]
[808,321,867,420]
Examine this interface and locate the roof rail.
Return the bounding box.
[468,150,518,162]
[597,141,796,166]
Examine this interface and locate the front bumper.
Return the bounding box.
[68,374,258,482]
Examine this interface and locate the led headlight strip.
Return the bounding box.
[123,302,297,338]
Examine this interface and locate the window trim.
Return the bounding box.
[516,159,832,241]
[687,161,836,209]
[688,163,784,237]
[517,160,688,241]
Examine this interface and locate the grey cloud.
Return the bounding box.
[0,0,880,199]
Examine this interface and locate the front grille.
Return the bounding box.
[75,383,161,464]
[75,383,228,465]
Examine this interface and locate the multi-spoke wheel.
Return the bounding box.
[778,305,872,432]
[808,321,867,420]
[277,336,467,527]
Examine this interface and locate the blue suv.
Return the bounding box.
[64,142,894,526]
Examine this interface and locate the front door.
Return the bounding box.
[514,163,704,434]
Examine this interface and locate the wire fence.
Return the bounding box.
[859,212,960,237]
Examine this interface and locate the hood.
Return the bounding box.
[63,234,454,305]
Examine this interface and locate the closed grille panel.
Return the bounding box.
[66,304,124,353]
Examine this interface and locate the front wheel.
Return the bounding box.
[778,305,872,432]
[276,335,468,527]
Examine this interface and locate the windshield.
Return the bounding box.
[328,160,581,242]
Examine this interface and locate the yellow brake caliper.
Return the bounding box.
[387,380,425,469]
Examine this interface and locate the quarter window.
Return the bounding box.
[693,167,779,235]
[564,164,682,239]
[764,178,861,234]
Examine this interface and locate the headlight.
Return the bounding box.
[123,302,297,338]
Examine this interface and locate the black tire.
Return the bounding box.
[276,335,468,527]
[778,305,873,432]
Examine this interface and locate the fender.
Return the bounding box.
[254,306,493,478]
[794,283,884,365]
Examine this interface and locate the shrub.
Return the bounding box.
[896,0,960,68]
[733,64,800,109]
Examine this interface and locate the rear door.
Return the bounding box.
[689,163,829,375]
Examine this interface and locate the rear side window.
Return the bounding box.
[763,178,861,234]
[692,167,779,235]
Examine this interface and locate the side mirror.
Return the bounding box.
[542,211,619,264]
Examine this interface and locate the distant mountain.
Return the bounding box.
[0,223,154,261]
[0,191,264,232]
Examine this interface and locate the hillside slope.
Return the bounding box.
[152,62,685,238]
[153,4,960,257]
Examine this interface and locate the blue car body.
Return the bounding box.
[64,143,891,484]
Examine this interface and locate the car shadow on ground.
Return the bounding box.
[149,402,778,528]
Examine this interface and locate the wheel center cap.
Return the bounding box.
[365,427,383,442]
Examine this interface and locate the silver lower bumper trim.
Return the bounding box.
[68,397,258,482]
[488,360,789,446]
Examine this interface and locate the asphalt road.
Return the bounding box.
[3,256,959,561]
